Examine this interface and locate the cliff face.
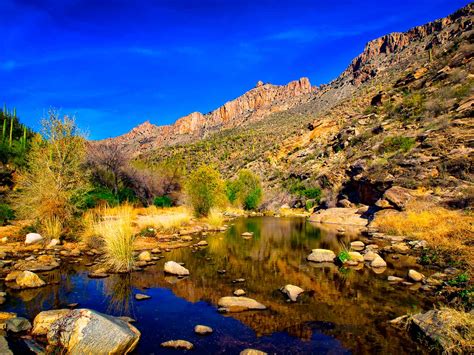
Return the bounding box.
[103,77,314,153]
[339,3,473,85]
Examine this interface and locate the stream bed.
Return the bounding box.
[2,217,434,354]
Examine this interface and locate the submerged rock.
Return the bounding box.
[280,284,304,302]
[25,233,43,245]
[164,261,190,276]
[47,309,140,354]
[161,340,194,350]
[194,325,213,335]
[307,249,335,263]
[217,297,266,312]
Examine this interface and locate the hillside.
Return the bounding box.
[132,3,473,210]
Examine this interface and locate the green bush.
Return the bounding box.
[305,200,315,211]
[286,178,322,203]
[0,204,14,225]
[81,188,118,209]
[225,180,239,205]
[379,136,416,154]
[236,170,262,210]
[117,187,138,204]
[153,195,172,208]
[186,165,225,217]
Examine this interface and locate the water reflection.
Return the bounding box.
[2,217,432,354]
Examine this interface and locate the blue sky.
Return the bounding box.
[0,0,470,139]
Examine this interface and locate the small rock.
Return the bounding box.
[408,269,425,282]
[347,251,364,263]
[388,276,404,282]
[135,293,151,300]
[25,233,43,245]
[217,296,266,312]
[161,340,194,350]
[392,243,410,254]
[370,255,387,268]
[307,249,335,263]
[164,261,190,276]
[0,335,12,354]
[233,289,246,296]
[196,240,208,247]
[363,251,378,262]
[280,284,304,302]
[350,241,365,251]
[232,278,245,283]
[217,269,226,274]
[15,271,45,288]
[6,317,32,332]
[240,349,268,355]
[138,251,151,262]
[194,325,213,335]
[151,248,161,254]
[47,239,60,248]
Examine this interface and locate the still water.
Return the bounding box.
[3,217,432,354]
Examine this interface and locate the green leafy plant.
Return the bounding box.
[0,204,14,225]
[379,136,416,154]
[153,195,172,208]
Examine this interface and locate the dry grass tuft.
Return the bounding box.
[135,206,192,233]
[40,216,63,240]
[205,208,224,227]
[373,201,474,265]
[93,205,135,272]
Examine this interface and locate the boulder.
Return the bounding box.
[137,251,151,262]
[217,297,266,312]
[164,261,190,276]
[47,309,140,354]
[25,233,43,245]
[0,336,12,355]
[5,271,21,282]
[194,325,213,335]
[309,208,368,226]
[383,186,413,210]
[280,284,304,302]
[370,255,387,268]
[307,249,335,263]
[32,309,70,336]
[408,269,424,282]
[6,317,31,333]
[15,271,45,288]
[47,239,60,248]
[161,340,194,350]
[0,312,17,330]
[410,309,473,352]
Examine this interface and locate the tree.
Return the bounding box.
[86,141,129,196]
[235,169,262,210]
[185,165,224,217]
[13,110,90,228]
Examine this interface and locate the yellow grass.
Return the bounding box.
[373,202,474,265]
[40,216,62,240]
[135,206,192,233]
[93,205,135,272]
[205,208,224,227]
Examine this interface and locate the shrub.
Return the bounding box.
[94,205,135,272]
[225,180,239,205]
[13,111,90,227]
[285,178,322,203]
[153,195,172,208]
[41,216,62,240]
[378,136,416,154]
[186,165,225,217]
[0,204,14,225]
[80,188,118,209]
[225,170,263,210]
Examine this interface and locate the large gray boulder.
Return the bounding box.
[46,309,140,354]
[280,284,304,302]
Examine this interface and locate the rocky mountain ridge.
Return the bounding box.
[102,77,314,154]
